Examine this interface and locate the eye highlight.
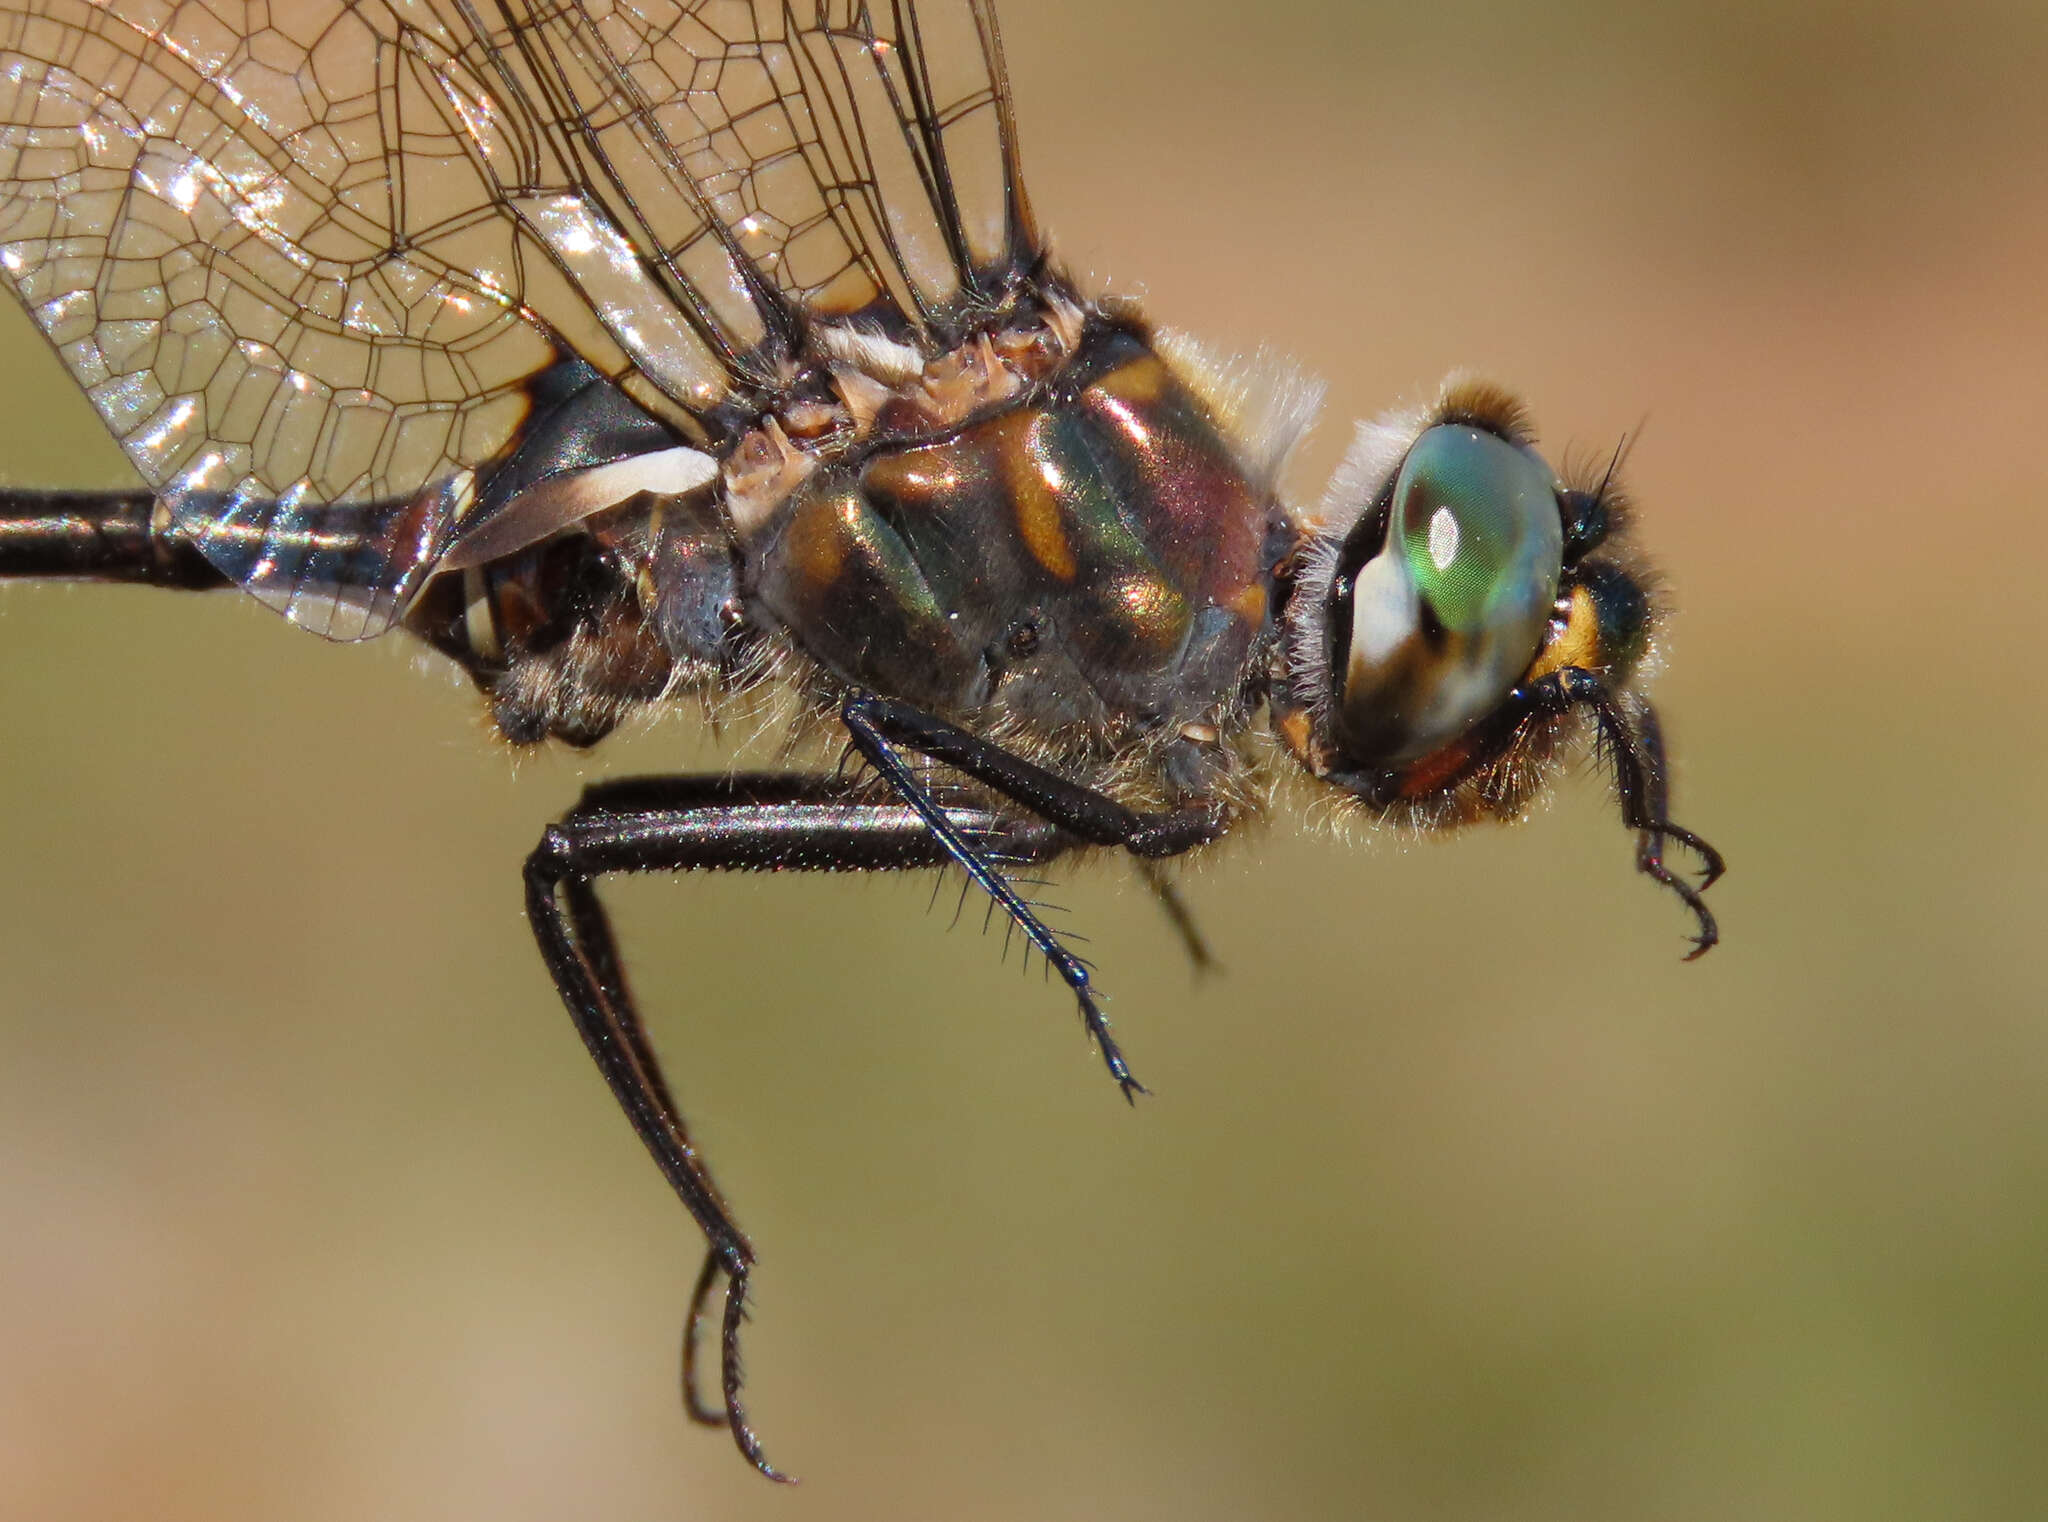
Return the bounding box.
[1333,423,1564,765]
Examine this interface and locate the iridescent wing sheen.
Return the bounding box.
[0,1,1036,638]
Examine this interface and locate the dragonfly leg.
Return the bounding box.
[843,693,1230,857]
[1136,859,1218,975]
[524,774,1066,1480]
[1520,667,1725,956]
[840,693,1231,1100]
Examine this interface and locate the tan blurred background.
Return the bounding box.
[4,1,2046,1517]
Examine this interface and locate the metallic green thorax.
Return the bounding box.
[748,328,1276,753]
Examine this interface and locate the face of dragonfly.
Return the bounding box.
[1268,377,1663,830]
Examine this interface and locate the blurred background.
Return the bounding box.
[4,1,2046,1517]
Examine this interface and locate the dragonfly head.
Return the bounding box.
[1273,376,1656,823]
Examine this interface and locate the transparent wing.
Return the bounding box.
[476,0,1039,336]
[0,1,559,637]
[0,0,1037,639]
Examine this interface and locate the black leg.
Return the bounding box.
[1137,859,1218,975]
[524,774,1068,1480]
[843,693,1228,856]
[679,1245,728,1426]
[557,866,728,1427]
[1520,668,1725,956]
[840,693,1231,1101]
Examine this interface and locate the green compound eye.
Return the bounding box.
[1336,425,1566,766]
[1397,425,1560,635]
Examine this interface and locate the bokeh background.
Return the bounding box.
[4,1,2046,1517]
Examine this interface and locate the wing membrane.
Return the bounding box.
[0,0,1036,638]
[454,1,1037,338]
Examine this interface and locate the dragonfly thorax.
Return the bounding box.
[736,313,1288,793]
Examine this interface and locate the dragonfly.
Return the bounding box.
[0,0,1722,1480]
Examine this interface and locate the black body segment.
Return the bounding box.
[0,486,221,588]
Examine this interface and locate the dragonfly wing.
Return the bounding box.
[0,0,1040,638]
[0,3,551,636]
[448,0,1039,356]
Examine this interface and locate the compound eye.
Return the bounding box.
[1335,424,1565,766]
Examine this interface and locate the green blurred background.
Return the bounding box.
[4,1,2046,1517]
